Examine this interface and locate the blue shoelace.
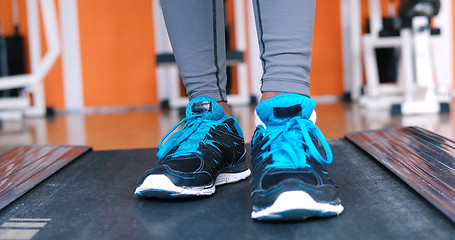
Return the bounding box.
[156,115,226,160]
[253,117,332,169]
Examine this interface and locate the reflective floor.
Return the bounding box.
[0,100,454,153]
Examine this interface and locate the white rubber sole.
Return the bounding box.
[134,169,251,197]
[251,191,344,220]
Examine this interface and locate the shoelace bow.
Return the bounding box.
[255,117,332,169]
[156,115,223,160]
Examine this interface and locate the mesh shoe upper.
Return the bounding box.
[138,96,248,188]
[251,93,341,210]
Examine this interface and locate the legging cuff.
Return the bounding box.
[261,78,311,97]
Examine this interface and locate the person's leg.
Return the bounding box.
[160,0,232,116]
[135,0,250,198]
[252,0,315,100]
[250,0,343,220]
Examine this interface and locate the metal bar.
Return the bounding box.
[345,127,455,223]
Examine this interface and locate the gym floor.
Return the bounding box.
[1,99,454,154]
[1,99,455,239]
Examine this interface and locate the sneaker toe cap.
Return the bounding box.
[143,165,214,188]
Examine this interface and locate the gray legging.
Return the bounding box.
[160,0,316,102]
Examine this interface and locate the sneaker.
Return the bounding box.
[250,93,343,220]
[135,96,251,198]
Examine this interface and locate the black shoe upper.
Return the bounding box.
[251,129,341,210]
[250,93,341,211]
[139,96,248,188]
[142,117,247,187]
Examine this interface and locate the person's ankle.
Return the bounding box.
[218,101,233,117]
[260,92,312,102]
[260,92,284,102]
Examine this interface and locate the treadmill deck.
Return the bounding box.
[0,138,454,239]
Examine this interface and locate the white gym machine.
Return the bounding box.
[360,0,451,115]
[0,0,60,122]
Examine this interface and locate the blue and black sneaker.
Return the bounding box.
[135,96,251,198]
[251,93,343,220]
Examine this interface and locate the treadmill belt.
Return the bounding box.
[0,145,91,211]
[346,126,455,223]
[0,139,453,239]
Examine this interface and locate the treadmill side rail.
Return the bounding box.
[346,126,455,223]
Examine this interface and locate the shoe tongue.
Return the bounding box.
[256,93,315,127]
[186,95,225,120]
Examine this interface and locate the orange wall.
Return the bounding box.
[1,0,453,110]
[39,0,65,110]
[310,1,344,96]
[78,0,157,107]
